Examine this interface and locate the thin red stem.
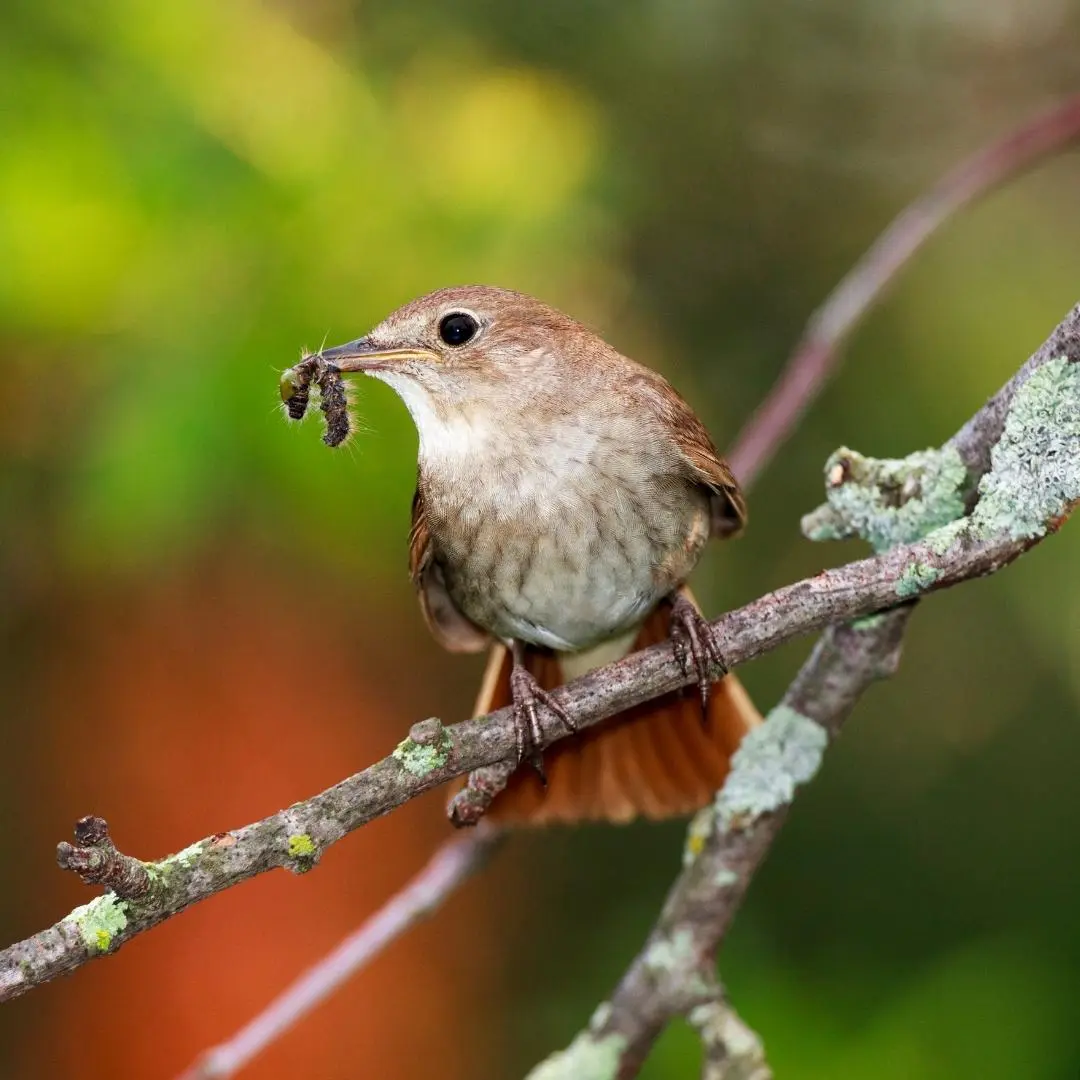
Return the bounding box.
[177,827,502,1080]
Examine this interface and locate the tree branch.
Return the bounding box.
[2,303,1077,1007]
[533,611,911,1079]
[527,306,1080,1077]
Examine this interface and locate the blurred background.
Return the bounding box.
[2,1,1080,1077]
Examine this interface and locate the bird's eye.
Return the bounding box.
[438,312,479,347]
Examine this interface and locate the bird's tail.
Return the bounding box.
[458,587,760,825]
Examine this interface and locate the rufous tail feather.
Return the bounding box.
[457,587,760,826]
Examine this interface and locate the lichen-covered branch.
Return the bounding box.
[2,307,1078,1010]
[530,308,1080,1078]
[690,989,773,1080]
[529,612,912,1080]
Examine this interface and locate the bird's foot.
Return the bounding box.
[669,593,728,717]
[509,664,577,784]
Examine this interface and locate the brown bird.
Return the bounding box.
[314,286,760,825]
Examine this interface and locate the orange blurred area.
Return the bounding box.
[5,557,502,1079]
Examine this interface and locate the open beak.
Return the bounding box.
[317,338,436,373]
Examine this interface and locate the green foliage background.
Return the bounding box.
[2,1,1080,1076]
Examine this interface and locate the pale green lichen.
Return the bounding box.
[802,445,968,553]
[166,840,205,868]
[924,517,968,556]
[145,839,207,883]
[64,894,129,953]
[642,928,710,997]
[895,561,941,598]
[716,706,827,825]
[688,999,768,1063]
[589,1002,613,1030]
[524,1033,628,1080]
[850,612,888,631]
[643,927,696,974]
[682,806,715,867]
[287,834,316,858]
[713,865,738,888]
[392,722,452,777]
[969,357,1080,541]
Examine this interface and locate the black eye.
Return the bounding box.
[438,312,479,347]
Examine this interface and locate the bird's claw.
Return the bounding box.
[509,666,576,784]
[669,593,728,717]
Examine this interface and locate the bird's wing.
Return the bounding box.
[671,413,746,538]
[633,371,747,538]
[409,485,490,653]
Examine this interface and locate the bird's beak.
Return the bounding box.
[317,338,437,374]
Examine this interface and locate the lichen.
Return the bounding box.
[166,840,205,868]
[524,1033,628,1080]
[802,445,968,553]
[392,722,452,777]
[682,806,715,867]
[713,865,738,888]
[895,561,941,598]
[716,705,827,825]
[145,839,206,884]
[688,999,767,1062]
[287,834,316,858]
[64,894,129,953]
[850,612,888,631]
[589,1002,613,1030]
[643,928,697,974]
[924,517,967,556]
[969,357,1080,541]
[641,928,710,997]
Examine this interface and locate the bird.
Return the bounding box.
[308,285,760,825]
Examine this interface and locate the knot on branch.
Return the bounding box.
[56,816,151,899]
[392,717,453,778]
[801,445,968,554]
[446,759,515,828]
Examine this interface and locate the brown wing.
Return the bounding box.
[635,372,747,538]
[673,411,747,538]
[409,486,489,654]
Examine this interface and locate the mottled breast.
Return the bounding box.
[420,413,712,652]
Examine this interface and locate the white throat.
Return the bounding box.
[372,369,602,505]
[372,370,492,465]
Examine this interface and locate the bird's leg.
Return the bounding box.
[508,640,577,783]
[669,592,728,717]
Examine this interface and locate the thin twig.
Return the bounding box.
[178,825,503,1080]
[2,302,1076,1008]
[726,92,1080,488]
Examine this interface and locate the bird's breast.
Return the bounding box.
[419,426,709,651]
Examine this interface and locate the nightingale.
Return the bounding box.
[300,285,760,825]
